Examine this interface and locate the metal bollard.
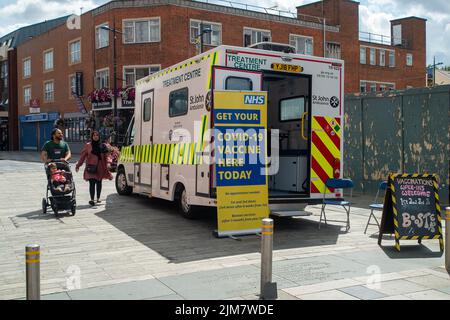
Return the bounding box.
[26,244,40,300]
[446,208,450,274]
[260,218,277,300]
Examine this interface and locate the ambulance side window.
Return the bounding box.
[280,96,305,122]
[225,77,253,91]
[143,98,151,122]
[125,117,135,146]
[169,88,188,117]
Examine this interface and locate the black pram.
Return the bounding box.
[42,160,76,216]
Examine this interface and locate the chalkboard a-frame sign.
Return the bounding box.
[378,174,444,252]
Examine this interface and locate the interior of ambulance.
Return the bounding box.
[263,71,311,199]
[221,70,312,199]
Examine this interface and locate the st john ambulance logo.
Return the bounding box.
[330,96,340,108]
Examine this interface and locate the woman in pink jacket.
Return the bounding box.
[76,131,113,206]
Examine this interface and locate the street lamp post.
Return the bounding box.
[101,24,123,145]
[196,22,212,54]
[431,56,444,87]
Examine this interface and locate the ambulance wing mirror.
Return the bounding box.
[301,112,308,141]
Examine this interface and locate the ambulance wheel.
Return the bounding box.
[178,187,198,219]
[116,168,132,195]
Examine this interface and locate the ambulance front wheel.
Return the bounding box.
[116,168,133,195]
[178,187,198,219]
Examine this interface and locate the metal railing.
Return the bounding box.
[194,0,324,24]
[359,31,408,48]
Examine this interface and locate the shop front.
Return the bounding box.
[88,88,135,146]
[19,112,59,151]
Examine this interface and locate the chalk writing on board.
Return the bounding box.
[400,198,431,206]
[401,212,436,233]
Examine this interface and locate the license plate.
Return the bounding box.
[271,63,303,73]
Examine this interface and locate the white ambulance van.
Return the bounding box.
[116,43,344,218]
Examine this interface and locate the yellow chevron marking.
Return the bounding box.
[152,144,157,163]
[173,144,179,165]
[423,236,430,240]
[314,130,340,158]
[411,236,419,240]
[395,231,399,238]
[412,174,419,178]
[394,220,398,228]
[169,144,175,165]
[164,144,170,164]
[311,179,325,194]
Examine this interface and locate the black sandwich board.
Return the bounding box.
[378,173,444,252]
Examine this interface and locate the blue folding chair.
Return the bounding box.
[319,178,354,232]
[364,181,388,234]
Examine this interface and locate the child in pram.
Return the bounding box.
[48,162,71,193]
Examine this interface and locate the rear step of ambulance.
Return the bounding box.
[269,197,322,218]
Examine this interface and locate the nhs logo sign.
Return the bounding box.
[244,95,265,105]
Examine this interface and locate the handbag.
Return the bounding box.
[86,164,98,174]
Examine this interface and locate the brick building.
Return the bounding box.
[0,16,69,150]
[8,0,427,150]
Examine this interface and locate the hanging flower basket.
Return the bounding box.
[88,88,136,103]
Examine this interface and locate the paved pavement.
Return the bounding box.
[1,151,449,300]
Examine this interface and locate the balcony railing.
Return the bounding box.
[359,31,408,48]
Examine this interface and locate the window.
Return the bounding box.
[124,65,160,87]
[325,42,341,59]
[289,35,313,56]
[280,97,305,122]
[370,83,377,92]
[190,20,222,46]
[406,53,413,66]
[96,24,109,49]
[392,24,402,46]
[369,48,376,65]
[69,40,81,64]
[23,87,31,106]
[225,77,253,91]
[23,58,31,78]
[95,69,109,89]
[143,98,152,122]
[360,47,366,64]
[389,51,395,67]
[243,28,271,47]
[380,84,386,92]
[1,61,8,92]
[379,50,386,67]
[360,81,367,93]
[124,18,160,44]
[44,50,53,71]
[44,81,54,102]
[69,75,76,96]
[125,117,135,146]
[169,88,188,117]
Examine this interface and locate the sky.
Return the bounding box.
[0,0,448,66]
